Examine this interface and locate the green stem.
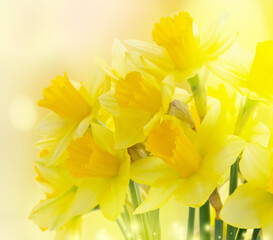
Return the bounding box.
[236,229,247,240]
[187,207,195,240]
[251,229,261,240]
[149,209,161,240]
[227,159,239,240]
[129,180,152,239]
[121,205,132,238]
[214,219,223,240]
[199,200,211,240]
[116,218,130,240]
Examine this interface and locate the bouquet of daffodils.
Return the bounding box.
[30,11,273,240]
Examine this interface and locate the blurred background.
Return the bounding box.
[1,0,272,239]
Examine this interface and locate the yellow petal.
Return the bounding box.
[206,32,238,60]
[55,217,83,240]
[207,43,253,89]
[240,143,273,187]
[100,152,130,221]
[38,73,91,122]
[248,41,273,100]
[34,163,72,198]
[198,13,238,61]
[38,124,78,166]
[199,13,230,57]
[135,177,181,214]
[261,207,273,240]
[69,178,107,216]
[220,183,273,228]
[114,109,152,149]
[124,39,173,70]
[84,68,109,106]
[174,174,216,207]
[152,12,199,70]
[240,120,270,147]
[29,186,78,231]
[111,38,127,77]
[131,156,179,185]
[99,91,120,117]
[94,56,117,80]
[36,112,71,136]
[202,135,244,177]
[175,135,244,207]
[91,122,114,155]
[197,101,225,157]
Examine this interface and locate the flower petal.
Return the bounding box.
[55,216,83,240]
[221,183,273,228]
[100,153,130,221]
[112,38,127,77]
[197,101,225,156]
[91,122,114,154]
[131,156,179,185]
[262,207,273,240]
[207,43,253,88]
[29,186,78,231]
[175,135,244,207]
[99,91,120,116]
[199,12,230,55]
[70,178,107,216]
[202,135,244,177]
[114,109,152,149]
[175,167,220,207]
[124,39,173,70]
[240,120,270,147]
[240,143,273,187]
[135,177,181,214]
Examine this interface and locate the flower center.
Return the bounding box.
[38,73,91,122]
[146,119,202,178]
[152,12,199,70]
[66,133,120,178]
[114,71,162,113]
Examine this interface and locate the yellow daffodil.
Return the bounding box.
[130,102,244,213]
[208,83,270,147]
[99,70,174,148]
[125,12,237,83]
[221,143,273,239]
[30,123,130,232]
[208,41,273,103]
[95,38,154,82]
[36,70,109,166]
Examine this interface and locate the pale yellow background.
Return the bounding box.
[1,0,272,239]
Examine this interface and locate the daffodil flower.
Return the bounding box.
[221,143,273,239]
[30,123,130,232]
[99,70,174,148]
[124,12,237,83]
[36,71,108,166]
[208,83,270,147]
[208,41,273,103]
[130,102,244,213]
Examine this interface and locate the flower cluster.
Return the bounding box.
[30,11,273,240]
